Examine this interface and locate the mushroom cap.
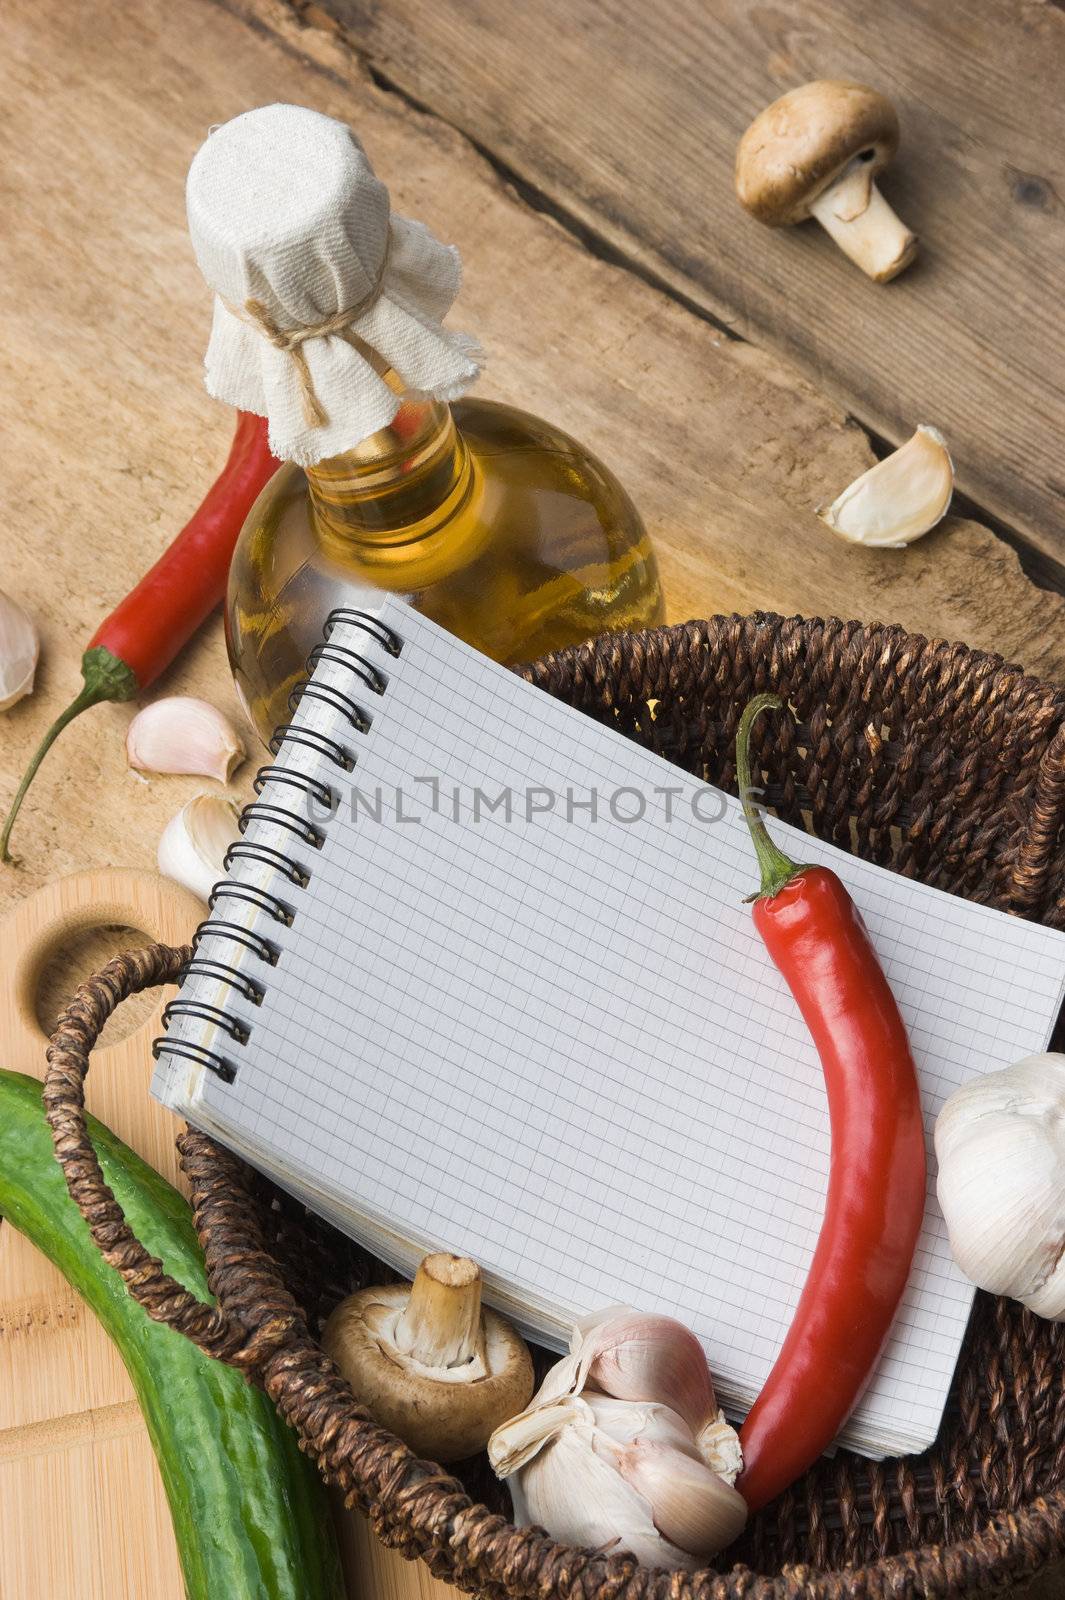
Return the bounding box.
[735,81,900,225]
[323,1283,535,1462]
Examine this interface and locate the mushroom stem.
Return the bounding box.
[808,161,917,282]
[394,1253,484,1369]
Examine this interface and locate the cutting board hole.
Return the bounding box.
[35,925,159,1046]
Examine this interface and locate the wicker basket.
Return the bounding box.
[44,614,1065,1598]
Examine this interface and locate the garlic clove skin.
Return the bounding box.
[584,1311,719,1440]
[555,1307,743,1480]
[0,590,40,712]
[157,792,241,902]
[127,696,246,782]
[585,1393,696,1453]
[935,1054,1065,1319]
[487,1393,585,1475]
[698,1411,745,1481]
[616,1434,748,1557]
[818,425,954,549]
[510,1407,693,1569]
[488,1305,743,1482]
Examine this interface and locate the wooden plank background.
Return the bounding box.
[6,0,1065,912]
[309,0,1065,571]
[1,0,1063,1595]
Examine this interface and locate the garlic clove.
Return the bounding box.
[157,792,241,902]
[584,1311,720,1441]
[0,590,40,712]
[127,696,246,782]
[508,1306,744,1483]
[582,1393,696,1454]
[616,1436,748,1557]
[818,425,954,549]
[513,1409,688,1568]
[939,1119,1064,1301]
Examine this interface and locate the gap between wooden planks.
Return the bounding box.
[293,0,1065,572]
[1,1,1065,1597]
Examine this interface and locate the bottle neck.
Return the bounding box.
[306,392,473,546]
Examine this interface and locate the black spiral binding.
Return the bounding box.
[152,609,403,1086]
[287,680,373,734]
[207,879,295,927]
[324,609,403,657]
[253,765,337,814]
[192,919,280,967]
[222,840,311,888]
[236,803,326,851]
[161,999,250,1045]
[268,724,356,772]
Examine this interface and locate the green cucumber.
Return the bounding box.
[0,1070,344,1600]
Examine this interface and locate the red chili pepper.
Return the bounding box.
[1,411,278,862]
[733,693,926,1512]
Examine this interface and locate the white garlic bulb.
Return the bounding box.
[158,792,241,902]
[935,1053,1065,1319]
[488,1309,746,1569]
[0,589,40,711]
[127,696,245,782]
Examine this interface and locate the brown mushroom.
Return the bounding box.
[735,81,917,282]
[323,1252,534,1461]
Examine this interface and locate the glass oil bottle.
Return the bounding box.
[227,384,662,741]
[186,102,663,742]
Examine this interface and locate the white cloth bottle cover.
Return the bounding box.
[186,102,482,466]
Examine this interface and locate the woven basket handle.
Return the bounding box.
[43,940,266,1369]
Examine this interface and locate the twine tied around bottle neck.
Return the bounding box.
[223,240,392,429]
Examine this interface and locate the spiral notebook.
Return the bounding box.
[152,597,1065,1460]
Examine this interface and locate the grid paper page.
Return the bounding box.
[155,598,1065,1456]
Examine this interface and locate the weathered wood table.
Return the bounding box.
[2,0,1064,1594]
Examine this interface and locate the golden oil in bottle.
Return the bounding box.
[227,389,662,743]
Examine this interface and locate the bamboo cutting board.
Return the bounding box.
[0,870,202,1600]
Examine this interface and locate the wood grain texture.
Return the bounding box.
[332,1495,459,1600]
[0,1425,181,1600]
[308,0,1065,565]
[4,0,1065,917]
[1,0,1064,1596]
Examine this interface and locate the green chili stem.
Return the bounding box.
[735,692,806,899]
[1,647,139,863]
